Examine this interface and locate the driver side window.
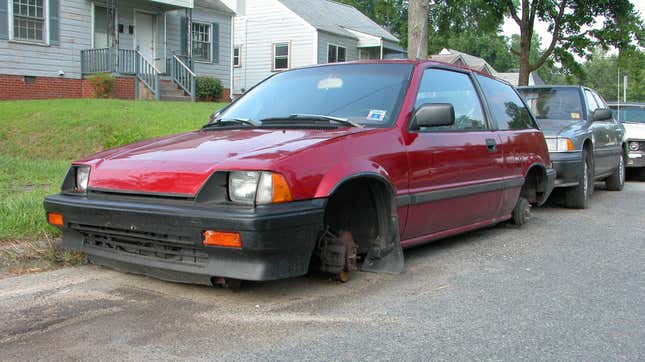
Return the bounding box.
[414,68,486,131]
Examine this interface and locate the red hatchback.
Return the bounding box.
[44,61,555,285]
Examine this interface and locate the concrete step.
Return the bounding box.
[160,95,191,102]
[160,89,186,97]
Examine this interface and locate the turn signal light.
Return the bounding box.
[47,212,64,227]
[203,231,242,248]
[272,173,293,203]
[565,138,575,151]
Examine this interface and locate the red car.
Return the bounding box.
[44,61,555,286]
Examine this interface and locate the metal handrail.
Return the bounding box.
[136,51,161,100]
[170,54,196,101]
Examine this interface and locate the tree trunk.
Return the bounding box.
[518,27,532,86]
[407,0,429,59]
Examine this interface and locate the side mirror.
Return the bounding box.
[411,103,455,130]
[592,108,612,122]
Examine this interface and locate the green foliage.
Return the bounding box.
[87,72,115,98]
[0,99,226,241]
[196,77,224,101]
[504,0,644,84]
[553,48,645,102]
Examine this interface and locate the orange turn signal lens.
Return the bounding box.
[271,173,293,203]
[47,212,64,227]
[566,138,575,151]
[203,231,242,248]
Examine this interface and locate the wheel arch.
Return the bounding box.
[522,162,549,205]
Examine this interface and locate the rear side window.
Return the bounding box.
[476,75,536,130]
[414,68,486,131]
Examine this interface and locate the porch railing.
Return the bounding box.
[170,54,196,102]
[81,48,160,100]
[136,53,161,100]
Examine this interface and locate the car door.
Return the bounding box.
[584,88,614,174]
[592,91,624,170]
[403,67,506,241]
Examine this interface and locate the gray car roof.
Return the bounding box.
[277,0,399,42]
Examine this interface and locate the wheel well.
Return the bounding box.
[322,177,393,255]
[583,139,593,155]
[522,166,547,205]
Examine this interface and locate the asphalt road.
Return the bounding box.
[1,183,644,361]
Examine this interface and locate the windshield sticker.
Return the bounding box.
[367,110,387,122]
[571,112,581,119]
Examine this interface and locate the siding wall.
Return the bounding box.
[0,0,91,79]
[0,0,231,88]
[232,0,316,94]
[316,30,358,64]
[166,1,232,88]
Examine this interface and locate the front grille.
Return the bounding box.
[72,224,208,266]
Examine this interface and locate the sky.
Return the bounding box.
[501,0,645,50]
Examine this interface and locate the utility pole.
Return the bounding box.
[624,76,628,103]
[407,0,429,60]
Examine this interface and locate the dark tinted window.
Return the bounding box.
[415,69,486,131]
[518,87,584,121]
[610,106,645,124]
[477,75,536,130]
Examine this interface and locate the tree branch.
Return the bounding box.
[511,48,521,56]
[507,0,521,26]
[530,0,568,71]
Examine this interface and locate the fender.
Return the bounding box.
[314,159,396,199]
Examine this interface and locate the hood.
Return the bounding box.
[623,122,645,141]
[80,128,366,196]
[536,119,586,138]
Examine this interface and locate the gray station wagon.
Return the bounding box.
[518,86,625,208]
[609,102,645,181]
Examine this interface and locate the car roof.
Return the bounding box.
[282,59,502,81]
[607,102,645,107]
[517,85,582,90]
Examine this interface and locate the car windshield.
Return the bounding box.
[218,63,413,127]
[518,88,584,121]
[610,106,645,124]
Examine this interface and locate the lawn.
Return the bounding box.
[0,99,226,243]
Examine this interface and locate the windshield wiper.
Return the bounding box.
[202,118,260,130]
[261,114,362,128]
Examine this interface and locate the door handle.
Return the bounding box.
[485,138,497,152]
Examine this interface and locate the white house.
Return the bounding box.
[222,0,405,94]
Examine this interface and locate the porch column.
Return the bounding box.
[107,0,119,50]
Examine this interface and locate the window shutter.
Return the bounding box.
[0,0,8,40]
[211,22,219,64]
[49,0,60,45]
[180,17,187,55]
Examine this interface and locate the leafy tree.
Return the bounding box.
[504,0,645,86]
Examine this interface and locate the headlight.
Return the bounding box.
[228,171,293,205]
[545,137,575,152]
[75,165,90,192]
[629,141,640,151]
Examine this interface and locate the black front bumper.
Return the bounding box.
[550,151,584,188]
[44,194,325,284]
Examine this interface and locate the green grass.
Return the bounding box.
[0,99,225,242]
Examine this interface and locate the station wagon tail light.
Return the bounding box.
[545,137,575,152]
[229,171,293,205]
[203,231,242,248]
[75,165,91,192]
[47,212,64,227]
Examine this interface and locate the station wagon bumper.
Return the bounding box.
[44,194,325,284]
[626,152,645,168]
[549,151,584,188]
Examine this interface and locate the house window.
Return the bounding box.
[12,0,46,42]
[327,44,347,63]
[192,23,211,62]
[233,47,241,67]
[273,42,289,70]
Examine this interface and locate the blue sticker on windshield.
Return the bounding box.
[367,110,387,122]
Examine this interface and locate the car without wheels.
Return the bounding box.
[609,102,645,181]
[518,86,626,209]
[44,61,555,286]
